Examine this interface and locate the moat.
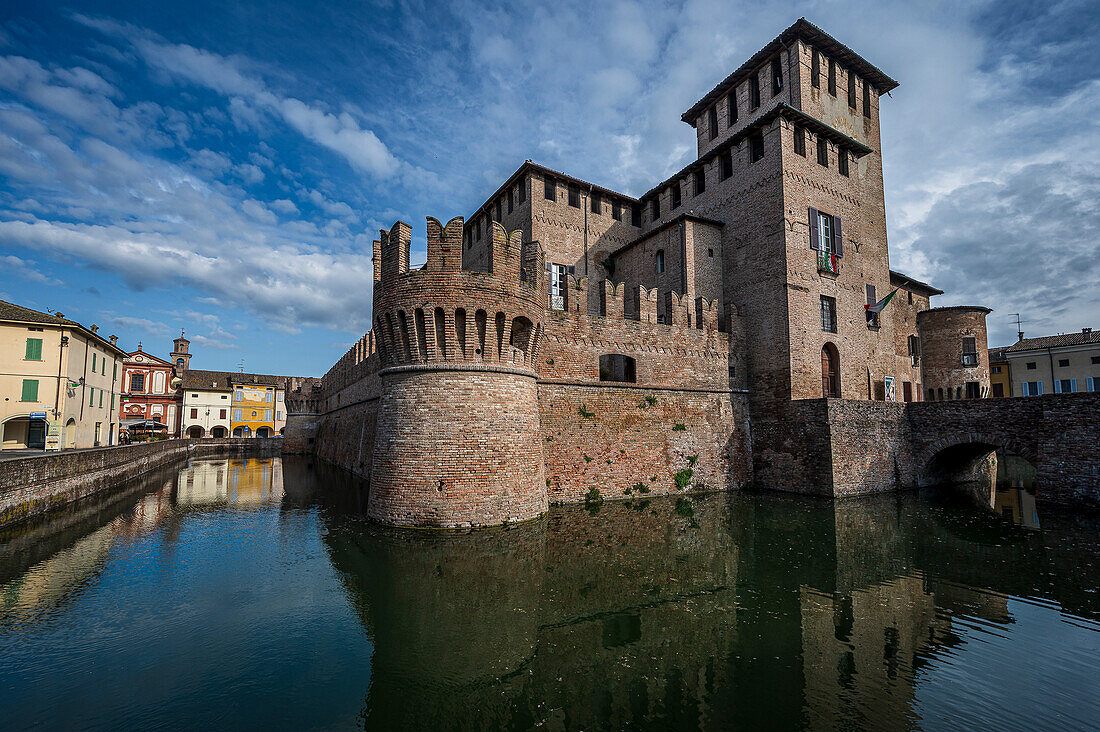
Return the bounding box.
[1,457,1097,730]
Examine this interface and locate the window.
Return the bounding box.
[821,343,840,397]
[908,335,921,366]
[749,132,764,162]
[863,82,872,118]
[962,337,978,366]
[848,73,857,109]
[25,338,43,360]
[1055,379,1076,394]
[591,192,601,215]
[1088,377,1100,392]
[771,57,783,95]
[21,379,39,402]
[749,73,760,109]
[811,50,820,88]
[828,59,837,96]
[235,389,243,400]
[693,168,705,196]
[234,408,242,420]
[266,390,273,402]
[821,296,837,332]
[507,189,514,214]
[838,150,849,177]
[992,366,1001,373]
[220,409,227,418]
[130,373,145,392]
[670,183,681,209]
[519,178,526,202]
[707,248,714,257]
[1023,381,1042,396]
[598,354,636,383]
[114,363,118,379]
[102,357,106,375]
[89,387,95,407]
[720,150,733,179]
[903,381,913,402]
[191,408,198,419]
[612,200,622,221]
[794,125,806,156]
[866,284,879,327]
[728,91,738,125]
[707,106,718,140]
[549,263,568,311]
[817,137,828,167]
[928,388,935,400]
[908,290,913,304]
[568,185,580,208]
[266,410,273,420]
[1092,356,1100,365]
[651,198,660,220]
[99,390,103,408]
[1058,358,1069,367]
[92,353,97,372]
[1026,362,1037,370]
[476,219,481,240]
[966,382,981,399]
[221,395,228,399]
[544,176,555,200]
[631,205,642,227]
[655,250,665,274]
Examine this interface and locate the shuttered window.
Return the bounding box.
[728,91,738,125]
[21,379,39,402]
[811,50,820,88]
[808,208,843,256]
[92,353,97,372]
[25,338,42,360]
[962,337,978,366]
[828,59,837,96]
[848,73,857,108]
[772,57,783,95]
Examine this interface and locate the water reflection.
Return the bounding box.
[0,458,1097,731]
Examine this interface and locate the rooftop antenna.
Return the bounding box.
[1010,313,1025,341]
[237,359,245,374]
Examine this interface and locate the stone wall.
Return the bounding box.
[0,438,279,528]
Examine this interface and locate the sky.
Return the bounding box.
[0,0,1097,376]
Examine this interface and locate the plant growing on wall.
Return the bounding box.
[672,423,686,431]
[674,468,693,490]
[584,486,603,505]
[579,404,595,418]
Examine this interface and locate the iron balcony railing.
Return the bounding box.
[818,250,840,275]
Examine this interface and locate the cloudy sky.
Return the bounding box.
[1,0,1096,375]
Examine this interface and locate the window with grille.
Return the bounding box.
[821,296,837,333]
[130,373,145,392]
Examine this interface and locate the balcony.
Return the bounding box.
[817,251,840,276]
[962,354,979,367]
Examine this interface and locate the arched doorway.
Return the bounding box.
[211,426,227,438]
[188,425,205,439]
[256,427,271,438]
[64,418,78,449]
[821,343,840,398]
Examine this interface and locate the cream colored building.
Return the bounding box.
[1002,328,1100,396]
[180,370,233,438]
[1,300,126,450]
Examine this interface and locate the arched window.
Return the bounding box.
[937,388,944,401]
[927,388,935,401]
[510,316,534,358]
[655,249,665,274]
[599,354,637,383]
[821,343,840,397]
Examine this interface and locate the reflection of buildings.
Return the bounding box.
[176,457,284,506]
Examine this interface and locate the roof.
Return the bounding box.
[988,347,1009,362]
[182,369,316,391]
[889,270,943,296]
[639,103,873,202]
[917,305,992,317]
[681,18,899,125]
[608,213,725,259]
[124,349,173,366]
[1004,329,1100,353]
[0,299,127,357]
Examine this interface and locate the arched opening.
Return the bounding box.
[937,388,944,401]
[256,427,271,438]
[187,425,205,439]
[64,418,77,449]
[1,415,48,450]
[211,426,227,439]
[455,308,467,357]
[475,309,487,358]
[509,316,534,362]
[821,343,840,397]
[232,426,248,438]
[599,354,637,382]
[434,307,447,359]
[920,441,1039,522]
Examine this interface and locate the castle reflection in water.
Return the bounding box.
[0,457,1096,730]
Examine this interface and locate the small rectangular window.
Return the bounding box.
[838,150,849,177]
[728,91,738,125]
[707,106,718,140]
[89,387,95,407]
[92,353,97,371]
[1058,358,1069,367]
[518,178,526,202]
[794,125,805,156]
[21,378,39,402]
[220,409,227,418]
[771,57,783,95]
[848,73,857,109]
[591,192,601,215]
[749,73,760,109]
[749,132,764,162]
[817,137,828,167]
[1026,362,1036,370]
[651,198,660,220]
[568,185,580,208]
[821,296,837,333]
[495,199,502,221]
[693,168,705,196]
[612,200,622,221]
[25,337,43,360]
[99,390,103,408]
[670,183,681,209]
[631,205,641,227]
[507,189,514,213]
[720,150,733,180]
[544,176,555,200]
[1092,356,1100,364]
[191,408,198,419]
[476,219,482,240]
[863,82,872,118]
[811,50,820,88]
[828,59,837,96]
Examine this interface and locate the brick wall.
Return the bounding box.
[917,307,991,400]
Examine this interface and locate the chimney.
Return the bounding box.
[109,335,118,346]
[1083,327,1093,333]
[90,324,99,334]
[55,312,64,319]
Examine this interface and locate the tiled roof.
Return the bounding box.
[181,369,313,391]
[1004,330,1100,353]
[889,270,943,296]
[0,299,126,356]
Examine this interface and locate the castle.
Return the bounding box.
[284,19,999,527]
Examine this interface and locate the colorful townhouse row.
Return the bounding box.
[988,328,1100,397]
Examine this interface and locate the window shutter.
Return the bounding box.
[1037,382,1043,395]
[1070,378,1077,393]
[1088,377,1095,392]
[808,208,819,250]
[866,284,877,305]
[21,379,38,402]
[832,215,843,256]
[1054,380,1061,394]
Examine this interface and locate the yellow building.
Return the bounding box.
[1,300,126,450]
[230,375,280,438]
[988,347,1011,397]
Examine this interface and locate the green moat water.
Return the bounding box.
[0,457,1097,730]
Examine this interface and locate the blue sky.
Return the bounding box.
[1,0,1097,376]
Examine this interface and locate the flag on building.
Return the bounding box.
[865,289,898,322]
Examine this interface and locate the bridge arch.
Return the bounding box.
[917,431,1039,506]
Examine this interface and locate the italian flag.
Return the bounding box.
[865,289,898,321]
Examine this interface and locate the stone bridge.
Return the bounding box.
[906,392,1098,506]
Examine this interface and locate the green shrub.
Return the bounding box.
[672,423,686,431]
[584,486,603,505]
[579,404,594,419]
[633,482,650,494]
[687,454,698,466]
[674,468,693,490]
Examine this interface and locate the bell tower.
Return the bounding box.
[170,330,191,374]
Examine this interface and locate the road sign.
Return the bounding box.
[29,412,47,419]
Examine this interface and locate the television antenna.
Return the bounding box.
[1009,313,1025,342]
